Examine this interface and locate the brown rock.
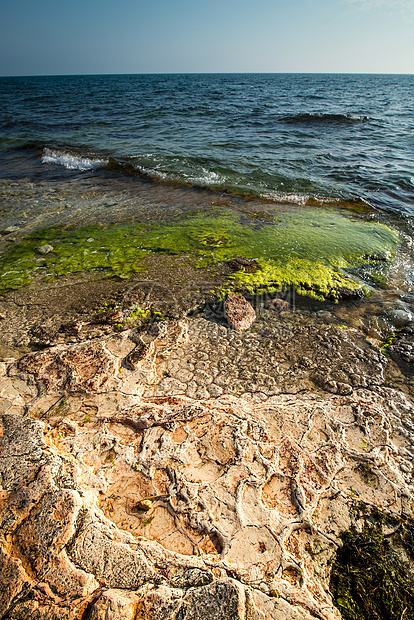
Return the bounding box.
[267,298,290,313]
[91,309,124,325]
[224,293,256,332]
[0,548,31,618]
[225,257,259,274]
[17,340,118,394]
[88,589,139,620]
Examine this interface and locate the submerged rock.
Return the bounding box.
[36,244,54,254]
[225,257,259,274]
[387,324,414,375]
[267,298,290,313]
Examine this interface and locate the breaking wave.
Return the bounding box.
[39,146,362,208]
[41,148,107,171]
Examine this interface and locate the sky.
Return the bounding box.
[0,0,413,76]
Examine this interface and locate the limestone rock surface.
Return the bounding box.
[1,316,414,620]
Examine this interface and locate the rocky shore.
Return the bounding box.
[1,276,414,620]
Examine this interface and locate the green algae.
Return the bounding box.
[119,306,164,330]
[330,509,414,620]
[0,223,150,294]
[381,330,399,352]
[0,209,400,301]
[229,257,364,301]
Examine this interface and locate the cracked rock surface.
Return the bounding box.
[1,316,414,619]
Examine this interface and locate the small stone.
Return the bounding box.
[37,244,54,254]
[224,293,256,332]
[137,499,152,511]
[388,308,413,327]
[86,238,94,242]
[267,298,290,313]
[225,257,259,274]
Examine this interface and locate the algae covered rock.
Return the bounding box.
[36,244,54,254]
[0,209,400,303]
[330,509,414,620]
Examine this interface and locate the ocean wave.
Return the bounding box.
[41,148,107,171]
[181,168,227,187]
[36,147,364,210]
[258,190,342,207]
[107,157,228,188]
[280,113,368,126]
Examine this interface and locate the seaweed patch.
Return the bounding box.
[330,508,414,620]
[0,209,399,301]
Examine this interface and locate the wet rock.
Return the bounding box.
[225,257,259,274]
[267,298,290,313]
[224,293,256,332]
[387,325,414,375]
[387,307,414,328]
[37,244,54,254]
[332,286,365,301]
[1,225,20,235]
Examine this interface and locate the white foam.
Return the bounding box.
[259,190,342,206]
[42,148,106,171]
[259,191,311,205]
[134,162,225,187]
[185,169,225,186]
[131,162,168,181]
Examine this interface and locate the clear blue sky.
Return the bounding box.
[0,0,413,75]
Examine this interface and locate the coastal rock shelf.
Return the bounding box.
[1,317,414,619]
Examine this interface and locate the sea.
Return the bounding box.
[1,73,414,336]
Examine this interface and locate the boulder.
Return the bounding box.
[224,293,256,332]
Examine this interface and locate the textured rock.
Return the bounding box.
[16,339,118,394]
[1,315,414,619]
[224,293,256,332]
[267,298,290,313]
[88,590,139,620]
[36,245,54,255]
[387,324,414,374]
[225,257,260,274]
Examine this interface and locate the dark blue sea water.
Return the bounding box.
[1,73,414,333]
[1,73,413,213]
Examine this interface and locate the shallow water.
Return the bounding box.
[1,73,414,337]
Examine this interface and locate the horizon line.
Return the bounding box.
[1,70,414,79]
